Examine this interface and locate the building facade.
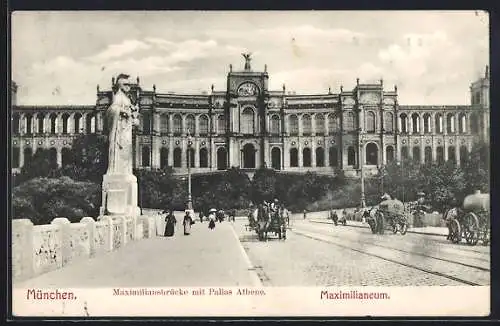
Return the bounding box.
[11,58,490,177]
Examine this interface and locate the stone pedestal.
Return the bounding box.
[100,173,140,216]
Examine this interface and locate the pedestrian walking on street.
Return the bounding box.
[164,210,177,237]
[208,208,217,230]
[199,211,204,223]
[303,209,307,220]
[183,210,194,235]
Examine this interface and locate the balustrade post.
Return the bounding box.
[50,218,71,266]
[80,217,96,257]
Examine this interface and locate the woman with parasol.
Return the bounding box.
[208,208,217,230]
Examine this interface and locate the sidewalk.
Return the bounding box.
[14,218,261,288]
[308,217,449,236]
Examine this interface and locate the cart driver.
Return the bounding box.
[270,198,279,213]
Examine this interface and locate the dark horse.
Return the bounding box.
[256,204,271,241]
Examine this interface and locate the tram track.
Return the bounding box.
[301,223,490,271]
[308,219,491,260]
[291,225,489,286]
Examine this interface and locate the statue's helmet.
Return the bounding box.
[380,193,391,200]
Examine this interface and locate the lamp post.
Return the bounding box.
[186,129,193,211]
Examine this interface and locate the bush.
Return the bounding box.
[12,176,101,225]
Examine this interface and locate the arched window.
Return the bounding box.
[241,107,255,134]
[365,143,378,165]
[413,147,421,163]
[328,113,339,135]
[12,147,20,168]
[470,113,479,134]
[49,148,57,166]
[187,148,195,168]
[86,114,95,134]
[173,114,182,135]
[74,113,82,134]
[142,146,150,167]
[160,147,169,168]
[386,146,394,163]
[25,114,33,135]
[23,147,33,165]
[141,112,151,133]
[160,114,169,134]
[401,146,409,160]
[199,148,208,168]
[62,113,70,134]
[218,115,226,134]
[435,113,443,134]
[217,147,227,170]
[344,112,355,132]
[270,115,280,135]
[399,114,408,133]
[62,148,72,166]
[289,115,299,135]
[186,114,195,135]
[424,146,432,164]
[316,147,325,167]
[50,113,58,134]
[303,148,311,167]
[173,148,182,167]
[315,114,325,135]
[243,143,256,168]
[448,146,456,163]
[436,146,444,164]
[12,113,20,134]
[37,113,45,134]
[446,113,455,134]
[423,113,431,134]
[290,148,298,167]
[199,115,209,136]
[329,147,338,167]
[347,146,355,165]
[459,146,468,165]
[384,112,393,132]
[458,113,467,134]
[302,115,312,135]
[366,111,376,133]
[411,113,420,133]
[271,147,281,170]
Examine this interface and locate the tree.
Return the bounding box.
[12,176,101,224]
[62,134,108,183]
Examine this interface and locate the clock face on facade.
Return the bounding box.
[238,82,259,96]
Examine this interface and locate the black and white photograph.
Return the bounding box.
[10,11,490,317]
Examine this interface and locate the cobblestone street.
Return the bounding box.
[234,219,490,286]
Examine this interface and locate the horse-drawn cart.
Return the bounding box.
[247,206,287,241]
[367,199,409,235]
[444,190,490,246]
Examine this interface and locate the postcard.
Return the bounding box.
[10,10,490,317]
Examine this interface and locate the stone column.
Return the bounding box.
[181,139,187,168]
[19,143,24,168]
[153,112,160,135]
[168,115,173,136]
[168,138,174,167]
[195,140,200,168]
[444,143,449,161]
[420,115,424,135]
[456,142,461,166]
[194,115,200,137]
[325,145,330,167]
[311,142,316,167]
[152,138,160,169]
[298,116,303,137]
[298,141,303,167]
[409,115,413,135]
[56,147,62,167]
[68,113,74,134]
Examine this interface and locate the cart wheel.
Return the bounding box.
[449,219,461,244]
[464,212,479,246]
[392,222,399,234]
[400,223,408,235]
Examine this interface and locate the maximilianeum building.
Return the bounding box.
[11,57,490,178]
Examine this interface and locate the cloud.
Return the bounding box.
[88,39,151,62]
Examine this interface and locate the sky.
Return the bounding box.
[11,11,489,106]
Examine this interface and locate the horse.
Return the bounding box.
[255,204,271,241]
